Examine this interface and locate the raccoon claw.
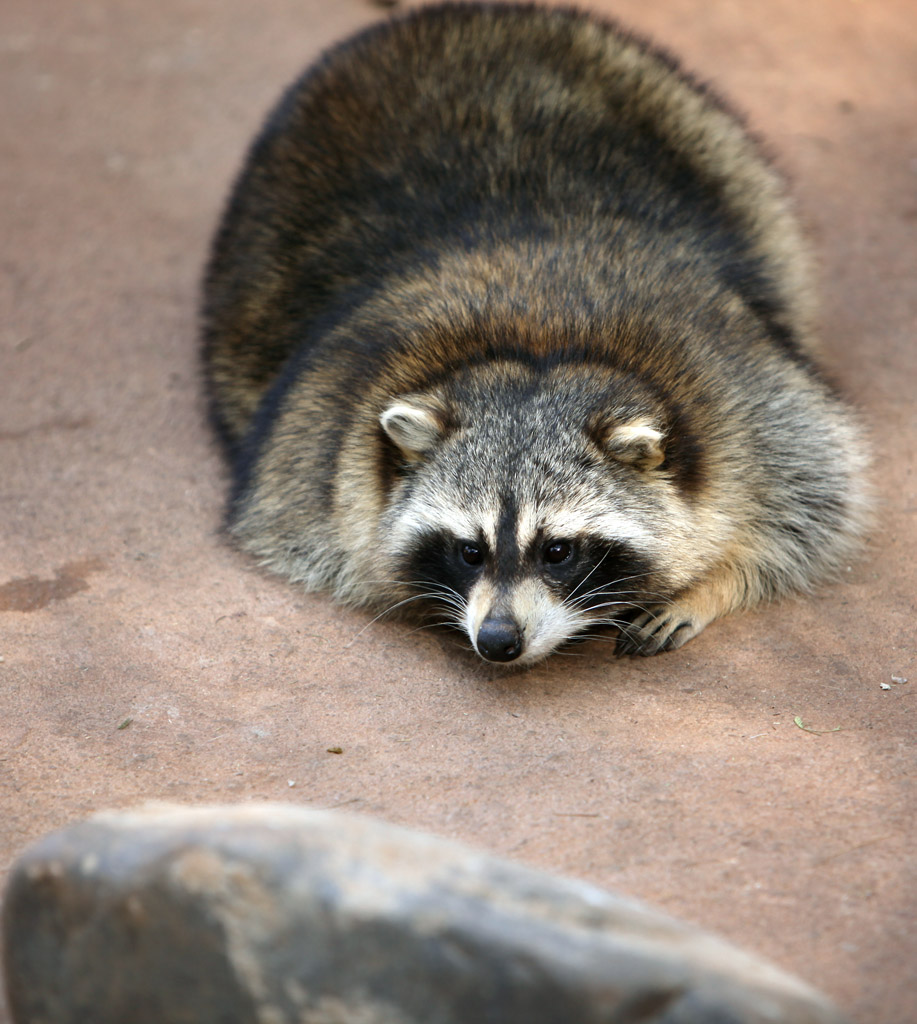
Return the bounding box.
[616,607,699,656]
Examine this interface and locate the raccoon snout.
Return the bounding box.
[476,617,523,663]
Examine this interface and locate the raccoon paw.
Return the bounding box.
[615,605,700,656]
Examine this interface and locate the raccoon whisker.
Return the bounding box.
[405,627,475,655]
[417,603,466,623]
[576,618,634,634]
[577,606,636,620]
[365,578,467,615]
[407,618,473,649]
[569,565,663,602]
[587,603,661,621]
[568,572,631,606]
[402,578,461,592]
[576,613,645,635]
[566,548,616,601]
[400,620,463,639]
[591,569,655,589]
[583,624,636,638]
[567,636,617,647]
[578,590,671,609]
[447,637,476,655]
[402,579,467,608]
[569,592,660,614]
[568,590,634,610]
[567,572,659,608]
[581,606,638,622]
[569,583,674,611]
[400,585,462,604]
[582,575,658,598]
[357,577,465,602]
[418,595,467,616]
[345,592,446,647]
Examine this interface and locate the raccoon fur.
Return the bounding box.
[202,2,870,666]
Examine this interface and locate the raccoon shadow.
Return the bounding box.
[424,620,639,689]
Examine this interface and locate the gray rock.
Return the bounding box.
[2,803,850,1024]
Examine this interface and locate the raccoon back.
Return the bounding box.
[201,2,812,449]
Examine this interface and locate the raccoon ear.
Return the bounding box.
[380,399,449,458]
[596,419,666,470]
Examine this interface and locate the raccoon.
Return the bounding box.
[202,2,870,666]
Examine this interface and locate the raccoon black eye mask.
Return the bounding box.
[202,2,870,666]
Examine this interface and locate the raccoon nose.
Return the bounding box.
[476,617,523,663]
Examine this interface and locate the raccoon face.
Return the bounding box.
[396,525,656,664]
[377,369,683,665]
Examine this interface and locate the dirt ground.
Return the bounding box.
[1,0,914,1020]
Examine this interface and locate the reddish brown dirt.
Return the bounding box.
[1,1,914,1021]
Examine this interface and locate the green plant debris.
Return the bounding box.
[793,715,841,735]
[117,718,133,731]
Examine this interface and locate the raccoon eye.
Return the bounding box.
[544,541,573,565]
[460,542,484,566]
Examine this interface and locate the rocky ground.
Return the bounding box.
[1,1,915,1021]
